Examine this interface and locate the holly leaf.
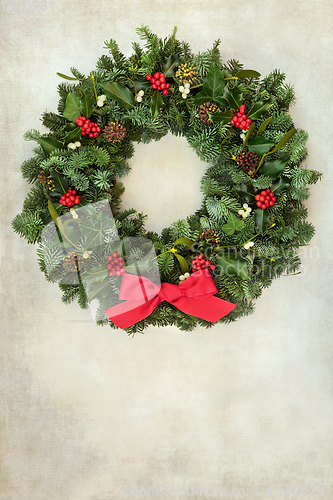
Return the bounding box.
[38,137,64,154]
[215,253,249,280]
[163,54,181,77]
[81,263,109,283]
[150,90,163,119]
[255,208,270,233]
[64,127,82,144]
[247,137,276,156]
[258,160,287,180]
[211,110,233,124]
[223,85,243,110]
[63,93,82,121]
[247,101,272,120]
[49,170,69,194]
[222,213,245,236]
[271,176,290,195]
[193,65,227,107]
[88,280,114,301]
[235,69,261,79]
[80,89,94,118]
[100,82,135,109]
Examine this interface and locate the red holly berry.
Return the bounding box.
[75,115,101,138]
[230,106,252,130]
[59,189,80,208]
[146,72,169,95]
[255,189,277,210]
[107,252,125,276]
[191,254,215,272]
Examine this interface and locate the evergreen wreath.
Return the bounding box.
[12,26,322,334]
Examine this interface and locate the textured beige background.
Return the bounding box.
[1,0,333,499]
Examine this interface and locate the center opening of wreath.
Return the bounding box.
[120,133,205,234]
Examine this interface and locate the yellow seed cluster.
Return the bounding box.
[176,62,198,85]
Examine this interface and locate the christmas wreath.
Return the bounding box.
[12,26,322,333]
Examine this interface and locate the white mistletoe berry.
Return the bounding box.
[83,251,90,259]
[138,90,144,97]
[136,95,142,102]
[70,208,78,219]
[98,94,106,102]
[184,88,190,94]
[184,83,190,89]
[179,86,185,93]
[182,93,187,99]
[74,141,81,148]
[179,272,190,282]
[68,142,76,150]
[244,241,254,250]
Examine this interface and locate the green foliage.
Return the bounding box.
[12,212,44,244]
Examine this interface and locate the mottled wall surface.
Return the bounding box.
[1,1,333,499]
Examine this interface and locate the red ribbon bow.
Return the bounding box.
[105,271,236,329]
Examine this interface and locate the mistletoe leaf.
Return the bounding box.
[173,238,195,250]
[215,253,249,280]
[258,160,287,180]
[247,101,272,120]
[57,72,82,81]
[242,122,256,147]
[47,200,65,236]
[247,136,276,156]
[222,213,245,236]
[38,137,64,154]
[64,127,82,144]
[150,90,163,119]
[81,263,109,283]
[255,208,270,233]
[174,253,190,274]
[193,65,226,106]
[267,128,297,155]
[63,93,82,121]
[100,82,135,109]
[235,69,261,79]
[256,116,273,136]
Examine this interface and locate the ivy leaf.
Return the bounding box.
[193,65,227,107]
[174,253,189,273]
[49,170,69,194]
[79,212,113,248]
[235,69,261,79]
[88,280,114,301]
[57,72,82,81]
[80,89,94,118]
[247,101,272,120]
[100,82,135,109]
[63,93,82,121]
[163,54,181,77]
[271,176,290,195]
[256,116,273,136]
[255,208,270,233]
[38,137,64,154]
[258,160,287,180]
[81,263,109,283]
[248,137,276,156]
[215,253,249,280]
[150,90,163,119]
[223,86,243,110]
[64,127,82,144]
[222,213,245,235]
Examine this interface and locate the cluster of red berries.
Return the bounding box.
[198,102,218,124]
[192,254,215,272]
[62,251,85,273]
[107,252,125,276]
[38,170,55,191]
[59,189,80,207]
[75,116,101,138]
[237,150,260,176]
[255,188,276,210]
[230,105,252,130]
[199,229,221,247]
[146,72,171,95]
